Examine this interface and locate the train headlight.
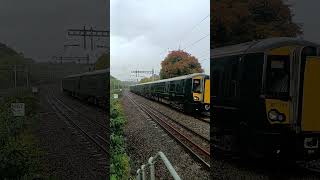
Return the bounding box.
[268,110,278,121]
[277,114,285,122]
[268,109,286,122]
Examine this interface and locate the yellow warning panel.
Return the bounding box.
[204,79,210,104]
[302,57,320,132]
[265,99,290,124]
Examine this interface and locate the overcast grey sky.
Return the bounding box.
[110,0,210,81]
[1,0,319,75]
[0,0,108,62]
[288,0,320,44]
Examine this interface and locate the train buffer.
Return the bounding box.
[136,151,181,180]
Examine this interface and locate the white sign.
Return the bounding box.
[32,87,38,93]
[113,94,118,99]
[11,103,25,117]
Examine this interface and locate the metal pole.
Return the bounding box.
[26,66,29,87]
[90,27,94,50]
[136,169,141,180]
[14,65,17,88]
[149,157,155,180]
[87,54,89,65]
[141,165,146,180]
[83,25,87,49]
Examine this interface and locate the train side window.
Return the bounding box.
[181,80,185,93]
[169,83,175,92]
[213,55,240,97]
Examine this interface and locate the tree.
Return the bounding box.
[160,50,203,79]
[211,0,302,48]
[95,53,109,70]
[139,74,160,83]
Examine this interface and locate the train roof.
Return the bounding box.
[211,37,319,58]
[132,73,209,86]
[64,68,109,78]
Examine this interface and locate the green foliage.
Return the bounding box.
[110,99,130,179]
[0,133,42,179]
[0,95,43,179]
[0,43,34,88]
[160,50,203,79]
[212,0,302,47]
[139,75,160,83]
[95,53,109,70]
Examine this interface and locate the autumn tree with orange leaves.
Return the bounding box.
[211,0,302,48]
[160,50,203,79]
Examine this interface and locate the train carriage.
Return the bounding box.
[61,69,108,107]
[211,37,320,160]
[130,73,210,113]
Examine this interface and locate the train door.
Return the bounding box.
[264,46,295,125]
[204,77,210,111]
[192,76,203,102]
[298,46,320,132]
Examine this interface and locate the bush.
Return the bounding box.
[0,95,43,179]
[110,99,130,179]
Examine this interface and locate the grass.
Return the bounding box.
[110,98,130,180]
[0,93,46,179]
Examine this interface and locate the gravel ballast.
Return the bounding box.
[33,85,108,179]
[122,93,210,179]
[125,92,320,179]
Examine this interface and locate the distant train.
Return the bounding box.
[130,73,210,113]
[212,37,320,160]
[61,69,108,107]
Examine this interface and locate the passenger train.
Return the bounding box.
[61,69,108,107]
[130,73,210,113]
[211,37,320,160]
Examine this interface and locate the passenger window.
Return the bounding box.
[169,83,175,92]
[212,55,240,97]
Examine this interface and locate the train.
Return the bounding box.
[61,69,109,107]
[130,73,210,113]
[211,37,320,160]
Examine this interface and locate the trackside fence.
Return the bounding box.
[136,151,181,180]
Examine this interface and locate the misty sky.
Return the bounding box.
[0,0,108,62]
[1,0,320,77]
[110,0,210,81]
[288,0,320,43]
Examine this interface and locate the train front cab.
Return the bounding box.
[189,75,210,113]
[259,45,320,160]
[213,40,320,160]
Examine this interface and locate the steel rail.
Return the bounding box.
[130,92,210,124]
[135,97,209,142]
[127,94,210,169]
[47,95,109,155]
[53,95,109,131]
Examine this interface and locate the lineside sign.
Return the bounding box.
[11,103,25,117]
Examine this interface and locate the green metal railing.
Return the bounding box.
[136,151,181,180]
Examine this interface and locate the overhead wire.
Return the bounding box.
[178,14,209,47]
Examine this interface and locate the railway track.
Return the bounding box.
[194,115,210,124]
[127,94,210,169]
[54,95,109,133]
[298,160,320,174]
[132,95,209,142]
[46,90,109,176]
[131,92,210,124]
